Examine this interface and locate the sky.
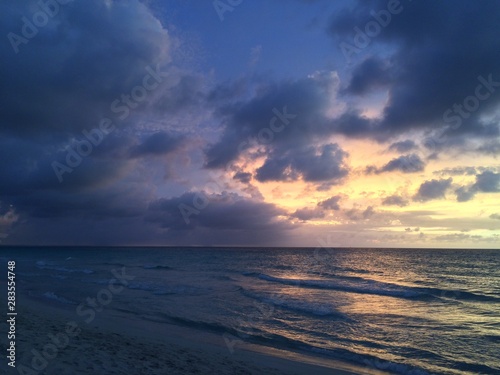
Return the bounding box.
[0,0,499,248]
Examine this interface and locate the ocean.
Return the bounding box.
[3,247,499,375]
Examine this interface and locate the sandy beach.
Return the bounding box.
[2,293,392,375]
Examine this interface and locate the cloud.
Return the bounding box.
[255,143,350,185]
[329,0,500,142]
[0,0,174,138]
[233,172,252,184]
[147,192,293,235]
[291,208,325,221]
[0,136,131,197]
[317,195,342,210]
[344,206,375,221]
[344,57,392,95]
[381,195,408,207]
[405,227,420,232]
[476,141,500,156]
[1,0,498,247]
[413,178,452,202]
[0,206,19,240]
[490,213,500,220]
[368,154,425,174]
[434,166,478,176]
[0,0,216,245]
[290,195,344,221]
[474,171,500,193]
[290,195,342,221]
[435,233,484,242]
[455,186,476,203]
[363,206,375,219]
[333,109,375,137]
[455,171,500,202]
[130,132,184,158]
[204,73,339,169]
[388,140,418,153]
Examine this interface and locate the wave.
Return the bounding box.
[148,314,432,375]
[254,273,425,299]
[250,273,500,302]
[51,274,68,280]
[416,287,500,302]
[241,289,351,319]
[101,262,126,267]
[80,278,112,285]
[242,271,260,277]
[36,261,94,274]
[42,292,76,305]
[212,275,236,281]
[144,314,257,338]
[127,282,209,296]
[143,265,173,270]
[483,334,500,343]
[443,359,500,374]
[127,281,165,293]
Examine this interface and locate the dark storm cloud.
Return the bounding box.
[205,75,329,169]
[333,110,375,137]
[233,172,252,184]
[255,144,349,184]
[204,59,431,177]
[413,178,452,202]
[0,0,173,138]
[0,133,147,222]
[14,184,146,220]
[344,57,392,95]
[0,1,211,245]
[367,154,425,174]
[388,140,417,153]
[0,0,190,201]
[329,0,500,140]
[146,192,292,233]
[0,137,128,197]
[205,71,380,174]
[381,195,408,207]
[130,132,184,158]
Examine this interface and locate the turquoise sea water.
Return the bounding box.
[2,247,499,374]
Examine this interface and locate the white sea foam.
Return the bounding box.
[257,273,423,299]
[242,289,349,318]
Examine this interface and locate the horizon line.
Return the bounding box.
[0,245,498,251]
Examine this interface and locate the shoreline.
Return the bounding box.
[5,293,393,375]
